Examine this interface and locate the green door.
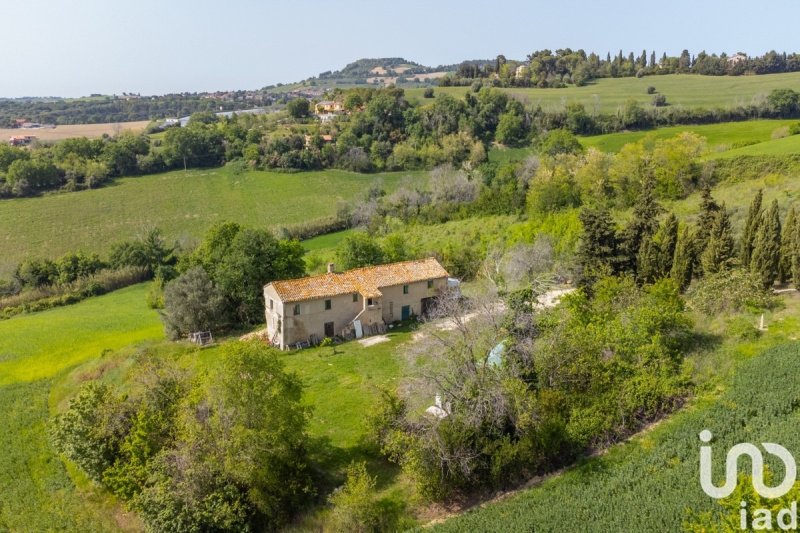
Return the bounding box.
[401,305,411,320]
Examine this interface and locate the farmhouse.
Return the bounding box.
[264,257,450,350]
[314,100,344,114]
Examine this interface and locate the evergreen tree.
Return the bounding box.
[750,199,782,289]
[693,184,720,274]
[671,225,695,291]
[637,212,679,285]
[779,205,797,283]
[700,205,735,275]
[577,206,621,288]
[792,212,800,290]
[636,237,659,285]
[739,189,763,267]
[657,213,679,277]
[620,178,663,274]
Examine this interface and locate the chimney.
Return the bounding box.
[327,263,335,274]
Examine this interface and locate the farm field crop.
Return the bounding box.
[0,284,163,531]
[406,72,800,113]
[0,120,149,141]
[433,334,800,532]
[0,167,425,276]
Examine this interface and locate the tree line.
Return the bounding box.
[4,84,800,199]
[0,93,275,127]
[440,49,800,88]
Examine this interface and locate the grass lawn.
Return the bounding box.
[0,283,163,531]
[406,72,800,113]
[0,166,426,277]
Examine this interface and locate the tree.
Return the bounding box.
[780,205,797,283]
[620,178,663,274]
[210,342,313,525]
[109,228,175,278]
[750,199,782,289]
[337,232,386,270]
[6,158,61,194]
[286,98,310,118]
[537,129,583,157]
[576,206,622,287]
[693,185,721,272]
[50,383,123,482]
[670,225,695,291]
[495,111,527,147]
[739,189,763,267]
[185,222,306,324]
[700,206,735,275]
[767,88,799,116]
[161,267,230,339]
[638,212,678,284]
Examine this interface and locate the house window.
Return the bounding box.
[427,280,434,289]
[353,293,358,302]
[325,299,332,310]
[403,284,409,294]
[367,298,373,306]
[293,304,300,315]
[269,299,274,310]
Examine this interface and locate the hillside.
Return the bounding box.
[407,71,800,112]
[433,335,800,531]
[0,167,426,276]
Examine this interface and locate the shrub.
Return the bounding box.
[686,268,776,316]
[327,462,382,533]
[423,87,435,98]
[646,86,657,95]
[652,94,668,107]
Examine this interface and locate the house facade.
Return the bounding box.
[263,258,450,349]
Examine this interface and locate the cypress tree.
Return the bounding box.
[701,205,735,275]
[657,213,679,277]
[792,212,800,290]
[577,206,621,288]
[750,199,782,289]
[636,236,659,285]
[671,225,695,291]
[693,185,720,274]
[638,212,679,284]
[779,205,797,284]
[621,178,663,274]
[739,189,763,267]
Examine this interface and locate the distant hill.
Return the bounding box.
[266,57,455,94]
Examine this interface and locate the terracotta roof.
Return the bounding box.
[267,257,449,303]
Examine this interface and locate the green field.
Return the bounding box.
[406,72,800,113]
[706,131,800,158]
[581,119,798,152]
[0,166,425,276]
[0,279,420,531]
[0,284,163,531]
[433,300,800,532]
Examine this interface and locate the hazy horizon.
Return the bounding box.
[3,0,800,98]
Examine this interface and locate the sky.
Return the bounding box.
[3,0,800,98]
